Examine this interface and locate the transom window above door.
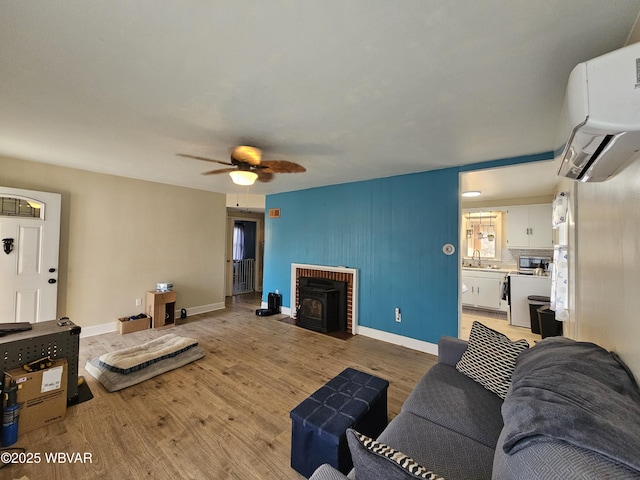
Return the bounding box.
[0,196,43,218]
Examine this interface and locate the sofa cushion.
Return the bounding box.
[401,363,504,448]
[378,412,495,480]
[309,464,351,480]
[492,427,640,480]
[346,429,444,480]
[456,321,528,399]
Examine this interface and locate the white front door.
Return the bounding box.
[0,187,61,323]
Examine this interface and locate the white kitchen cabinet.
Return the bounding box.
[506,204,552,248]
[461,270,506,311]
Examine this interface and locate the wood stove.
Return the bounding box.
[297,277,347,333]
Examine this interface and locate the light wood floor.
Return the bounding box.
[460,308,541,346]
[6,293,437,480]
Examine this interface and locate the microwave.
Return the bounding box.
[518,256,550,274]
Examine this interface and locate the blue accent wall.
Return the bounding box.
[263,152,554,345]
[264,167,460,343]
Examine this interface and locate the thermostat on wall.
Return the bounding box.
[442,244,455,255]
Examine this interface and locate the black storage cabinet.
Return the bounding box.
[0,319,80,405]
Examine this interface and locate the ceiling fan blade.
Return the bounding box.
[259,160,306,174]
[177,153,233,166]
[256,170,274,183]
[201,168,236,176]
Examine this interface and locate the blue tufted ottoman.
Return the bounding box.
[290,367,389,478]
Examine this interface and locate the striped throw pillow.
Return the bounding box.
[456,321,529,399]
[346,429,444,480]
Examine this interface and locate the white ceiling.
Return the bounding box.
[2,1,639,196]
[460,160,559,204]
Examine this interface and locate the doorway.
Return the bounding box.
[458,160,558,343]
[232,220,257,294]
[225,213,264,297]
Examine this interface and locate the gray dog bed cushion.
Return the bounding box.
[98,333,199,374]
[86,345,205,392]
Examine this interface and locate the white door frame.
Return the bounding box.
[225,214,263,296]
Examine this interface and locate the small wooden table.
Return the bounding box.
[146,290,177,328]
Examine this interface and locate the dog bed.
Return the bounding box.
[85,334,205,392]
[98,333,199,374]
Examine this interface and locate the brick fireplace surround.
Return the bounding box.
[290,264,358,334]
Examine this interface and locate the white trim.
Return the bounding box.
[185,302,226,316]
[79,302,226,338]
[357,326,439,356]
[290,263,359,334]
[80,322,118,338]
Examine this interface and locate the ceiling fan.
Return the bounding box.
[177,145,306,186]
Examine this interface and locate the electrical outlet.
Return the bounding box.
[135,298,142,307]
[395,307,401,322]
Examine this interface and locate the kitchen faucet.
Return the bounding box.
[472,249,481,267]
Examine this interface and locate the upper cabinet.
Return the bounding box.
[506,204,552,248]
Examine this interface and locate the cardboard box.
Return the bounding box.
[5,359,67,435]
[118,315,150,334]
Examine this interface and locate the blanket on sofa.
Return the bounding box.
[502,337,640,473]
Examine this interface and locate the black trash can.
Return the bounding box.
[537,306,563,338]
[527,295,550,334]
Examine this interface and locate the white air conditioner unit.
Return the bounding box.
[556,42,640,182]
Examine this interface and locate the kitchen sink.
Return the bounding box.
[462,265,513,273]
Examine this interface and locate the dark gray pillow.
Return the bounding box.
[346,429,444,480]
[456,321,529,399]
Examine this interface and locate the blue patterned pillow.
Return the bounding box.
[456,321,529,399]
[346,429,444,480]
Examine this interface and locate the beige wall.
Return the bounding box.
[1,156,227,329]
[574,159,640,378]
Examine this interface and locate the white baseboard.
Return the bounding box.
[80,322,118,338]
[356,326,439,356]
[79,302,227,338]
[185,302,226,316]
[268,304,437,355]
[80,303,438,358]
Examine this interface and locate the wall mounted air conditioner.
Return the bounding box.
[556,42,640,182]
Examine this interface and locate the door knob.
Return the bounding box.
[49,268,56,273]
[48,278,57,284]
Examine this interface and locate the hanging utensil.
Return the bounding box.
[487,211,495,242]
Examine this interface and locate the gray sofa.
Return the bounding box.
[310,333,640,480]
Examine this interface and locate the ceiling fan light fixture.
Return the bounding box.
[229,170,258,186]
